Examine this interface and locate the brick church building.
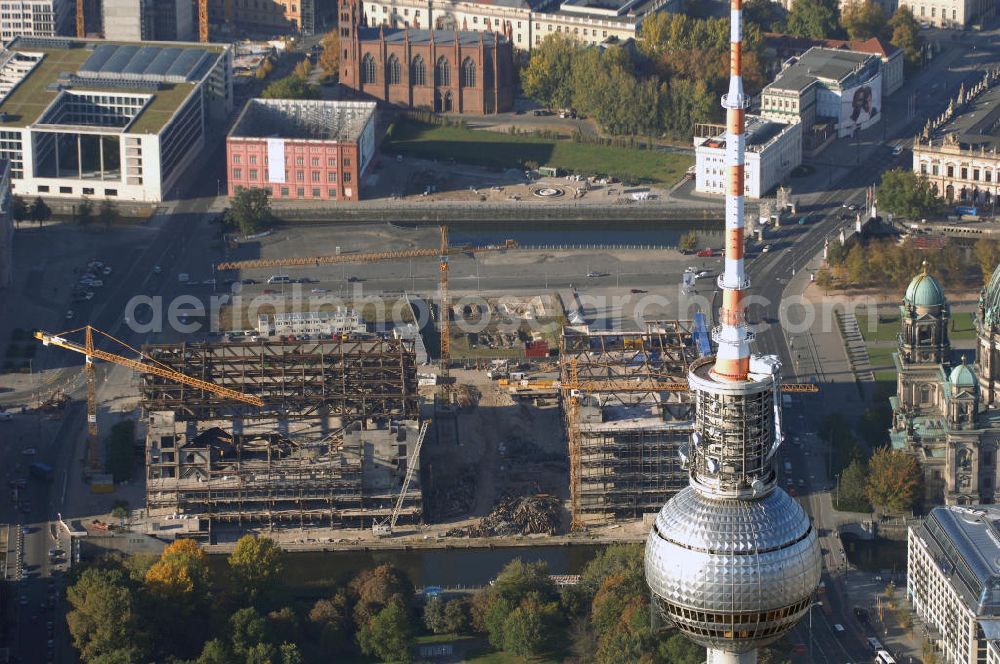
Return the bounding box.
[338,0,514,114]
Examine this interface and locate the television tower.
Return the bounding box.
[643,0,822,659]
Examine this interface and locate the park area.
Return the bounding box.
[382,119,692,185]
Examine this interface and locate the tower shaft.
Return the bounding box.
[714,0,752,382]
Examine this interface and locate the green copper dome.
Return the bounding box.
[981,262,1000,327]
[904,263,946,308]
[950,362,976,389]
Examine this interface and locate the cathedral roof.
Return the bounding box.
[982,262,1000,328]
[904,262,946,308]
[950,362,977,389]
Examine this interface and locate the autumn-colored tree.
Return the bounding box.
[840,0,888,39]
[145,538,210,600]
[349,563,415,628]
[866,447,922,513]
[974,238,1000,283]
[889,7,924,68]
[318,31,340,78]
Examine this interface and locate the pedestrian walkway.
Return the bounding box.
[835,311,876,383]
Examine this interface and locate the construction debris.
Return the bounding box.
[450,494,561,537]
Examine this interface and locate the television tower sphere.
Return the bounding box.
[644,360,822,663]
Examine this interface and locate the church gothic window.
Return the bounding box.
[387,55,401,85]
[362,54,377,84]
[436,56,450,86]
[461,58,476,87]
[411,55,426,85]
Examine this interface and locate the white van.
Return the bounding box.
[267,275,291,284]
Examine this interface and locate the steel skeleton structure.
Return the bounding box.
[140,337,418,420]
[643,0,822,660]
[140,338,421,531]
[560,324,696,527]
[145,416,424,529]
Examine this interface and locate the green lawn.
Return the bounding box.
[860,311,977,342]
[466,648,562,664]
[415,634,476,645]
[867,345,898,383]
[383,120,693,185]
[950,312,978,340]
[859,312,900,343]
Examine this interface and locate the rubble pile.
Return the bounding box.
[453,494,561,537]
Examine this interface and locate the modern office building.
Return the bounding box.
[694,116,802,199]
[102,0,195,42]
[908,505,1000,664]
[226,99,377,202]
[0,0,73,42]
[761,46,882,138]
[0,36,233,203]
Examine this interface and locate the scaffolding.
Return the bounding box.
[141,338,421,531]
[560,323,695,527]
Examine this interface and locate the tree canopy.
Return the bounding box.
[866,447,922,512]
[228,535,285,607]
[787,0,840,39]
[224,187,274,237]
[67,568,144,662]
[877,168,944,219]
[838,457,873,512]
[319,32,340,78]
[889,7,924,67]
[261,74,319,100]
[841,0,888,39]
[975,239,1000,283]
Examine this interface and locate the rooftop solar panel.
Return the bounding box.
[80,44,116,73]
[124,46,159,75]
[103,45,139,74]
[167,49,205,78]
[148,47,183,77]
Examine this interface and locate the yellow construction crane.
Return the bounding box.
[560,359,820,394]
[35,326,263,471]
[215,228,517,380]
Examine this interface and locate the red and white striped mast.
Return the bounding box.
[713,0,752,383]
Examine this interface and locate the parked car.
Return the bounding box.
[696,248,714,257]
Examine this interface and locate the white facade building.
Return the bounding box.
[0,37,233,203]
[0,0,72,42]
[359,0,674,51]
[694,116,801,199]
[908,505,1000,664]
[761,47,882,139]
[897,0,993,27]
[256,309,368,336]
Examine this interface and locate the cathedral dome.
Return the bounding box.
[904,263,946,308]
[950,362,976,389]
[981,262,1000,328]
